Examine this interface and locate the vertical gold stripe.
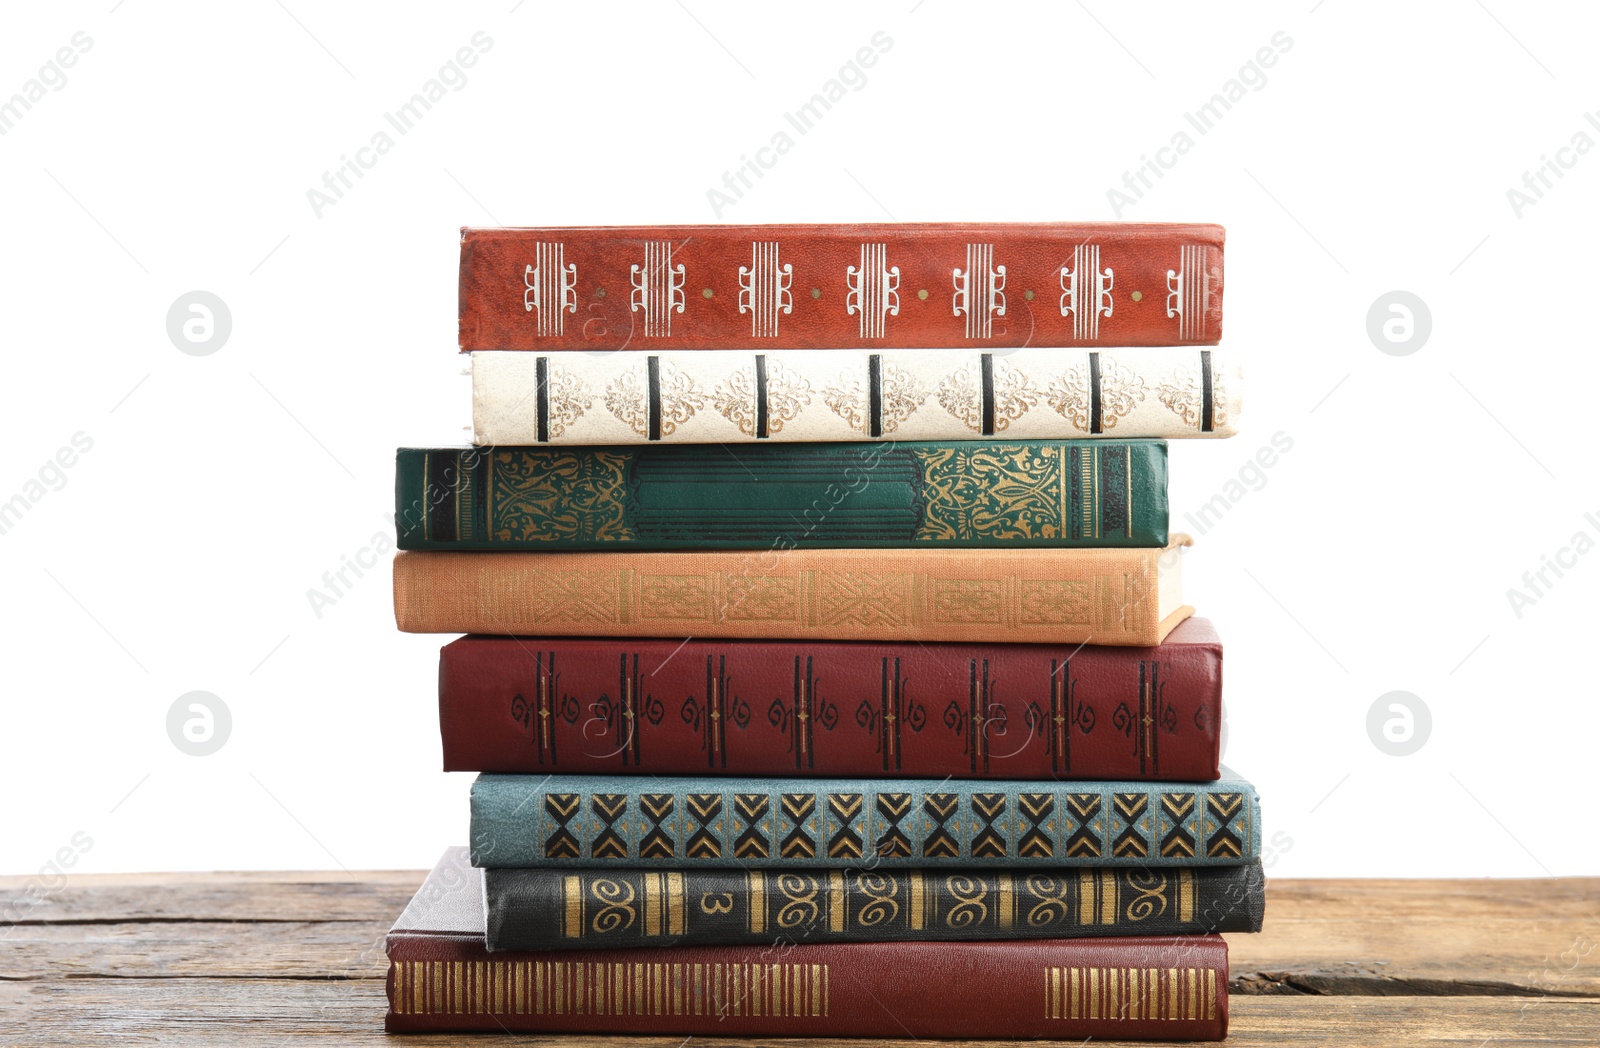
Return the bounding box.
[669,872,685,935]
[829,870,846,932]
[564,875,582,939]
[1089,966,1098,1020]
[823,963,830,1016]
[1179,869,1194,922]
[1078,870,1095,925]
[644,873,661,937]
[1206,967,1217,1020]
[910,871,925,931]
[999,873,1013,930]
[748,870,765,935]
[1101,870,1117,925]
[1187,966,1197,1021]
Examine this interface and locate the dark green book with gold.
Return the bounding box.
[395,440,1167,550]
[482,863,1264,951]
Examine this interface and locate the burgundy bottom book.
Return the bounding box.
[386,849,1230,1040]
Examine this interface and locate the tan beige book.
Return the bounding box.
[392,537,1192,646]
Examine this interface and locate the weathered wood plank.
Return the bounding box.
[0,869,423,924]
[0,980,1595,1047]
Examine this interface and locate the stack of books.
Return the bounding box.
[385,222,1262,1041]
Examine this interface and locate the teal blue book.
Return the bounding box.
[395,440,1168,550]
[469,771,1260,870]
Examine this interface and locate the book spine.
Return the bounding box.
[392,545,1188,645]
[472,347,1241,445]
[458,222,1224,351]
[386,933,1229,1039]
[396,440,1169,551]
[437,625,1222,780]
[468,773,1260,870]
[484,863,1265,951]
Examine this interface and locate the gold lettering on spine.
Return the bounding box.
[748,870,766,934]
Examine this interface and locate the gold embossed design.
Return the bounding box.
[605,361,706,437]
[517,571,625,624]
[944,874,990,929]
[490,450,632,544]
[931,579,1004,623]
[544,364,592,438]
[721,574,801,621]
[764,359,811,435]
[851,870,900,927]
[390,959,829,1019]
[1044,965,1216,1022]
[1122,869,1170,922]
[913,445,1067,542]
[638,574,712,620]
[1156,365,1229,431]
[773,872,823,930]
[936,359,1040,432]
[816,572,910,627]
[1046,358,1147,432]
[823,363,929,434]
[1022,874,1072,928]
[587,878,637,934]
[1016,579,1096,626]
[713,363,759,436]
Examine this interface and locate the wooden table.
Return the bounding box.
[3,872,1596,1045]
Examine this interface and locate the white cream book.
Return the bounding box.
[472,348,1240,445]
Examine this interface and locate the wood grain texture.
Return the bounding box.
[1,871,1596,1046]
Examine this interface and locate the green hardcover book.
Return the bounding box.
[395,441,1167,550]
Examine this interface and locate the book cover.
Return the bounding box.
[436,617,1224,781]
[396,440,1169,551]
[387,848,1230,1040]
[468,770,1260,870]
[458,222,1224,351]
[393,539,1193,645]
[484,861,1266,951]
[472,347,1240,445]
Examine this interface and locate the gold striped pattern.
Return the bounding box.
[391,960,829,1019]
[1044,965,1216,1022]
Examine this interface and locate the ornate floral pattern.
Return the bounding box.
[1045,358,1147,432]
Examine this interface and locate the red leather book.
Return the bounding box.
[459,222,1223,350]
[438,617,1222,781]
[386,848,1230,1040]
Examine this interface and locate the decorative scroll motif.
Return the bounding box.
[1156,357,1228,432]
[542,362,592,439]
[823,362,928,435]
[1045,357,1147,433]
[605,359,705,437]
[630,240,686,337]
[937,357,1039,433]
[1060,244,1113,340]
[523,243,578,336]
[490,449,632,544]
[509,650,560,764]
[1166,243,1209,341]
[738,241,792,338]
[846,242,899,338]
[952,242,1006,339]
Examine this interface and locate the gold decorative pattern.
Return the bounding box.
[638,574,713,620]
[391,959,829,1019]
[490,450,632,544]
[1155,364,1228,431]
[913,445,1068,542]
[1045,358,1147,432]
[816,572,911,627]
[1044,965,1217,1022]
[931,579,1005,623]
[544,364,592,439]
[720,574,801,621]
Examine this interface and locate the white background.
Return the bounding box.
[2,1,1595,880]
